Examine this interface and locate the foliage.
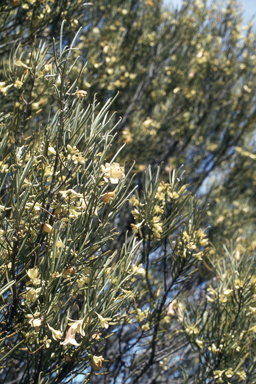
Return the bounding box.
[1,0,256,383]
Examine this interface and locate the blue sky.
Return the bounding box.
[242,0,256,22]
[165,0,256,23]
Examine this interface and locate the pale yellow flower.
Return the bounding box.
[167,300,177,316]
[14,80,23,88]
[152,218,163,238]
[43,335,51,348]
[196,339,204,349]
[15,59,31,69]
[26,267,40,285]
[244,84,252,93]
[76,89,88,98]
[56,239,63,248]
[130,221,144,235]
[48,146,56,155]
[67,318,86,336]
[153,205,164,215]
[59,189,83,199]
[44,63,52,72]
[185,325,199,335]
[101,162,125,184]
[95,312,112,329]
[159,359,168,371]
[27,267,39,280]
[225,368,234,378]
[29,317,42,332]
[0,83,13,96]
[24,287,41,303]
[66,145,85,164]
[200,238,208,246]
[90,355,104,370]
[131,264,145,276]
[168,190,179,199]
[142,118,154,129]
[48,324,63,341]
[67,144,78,154]
[129,195,139,206]
[237,369,246,381]
[122,128,133,144]
[91,331,102,340]
[141,323,150,331]
[61,322,80,346]
[208,343,219,353]
[213,370,224,380]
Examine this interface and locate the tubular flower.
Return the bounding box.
[48,324,63,341]
[60,322,80,346]
[95,312,112,329]
[167,300,177,316]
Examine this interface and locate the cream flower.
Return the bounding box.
[27,267,40,284]
[48,146,56,155]
[29,317,42,332]
[196,338,204,349]
[66,145,85,164]
[130,221,144,234]
[225,368,234,378]
[101,162,125,184]
[14,79,23,88]
[59,189,83,198]
[76,89,88,98]
[131,264,146,276]
[141,323,150,331]
[0,83,13,95]
[15,59,31,69]
[95,312,112,329]
[67,318,86,336]
[48,324,63,341]
[24,287,41,303]
[61,322,80,346]
[167,300,177,316]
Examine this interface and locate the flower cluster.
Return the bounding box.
[130,177,187,240]
[177,228,208,260]
[67,145,85,164]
